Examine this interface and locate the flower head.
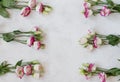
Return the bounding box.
[27,36,35,47]
[33,64,43,72]
[15,66,24,79]
[84,2,91,9]
[28,0,36,8]
[20,6,31,17]
[98,72,106,82]
[36,3,44,13]
[100,6,111,16]
[84,8,93,18]
[24,65,32,75]
[33,41,41,50]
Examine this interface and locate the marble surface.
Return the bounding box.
[0,0,120,82]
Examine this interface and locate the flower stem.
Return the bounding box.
[14,39,26,44]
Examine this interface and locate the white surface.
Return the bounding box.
[0,0,120,82]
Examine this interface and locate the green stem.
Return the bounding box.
[14,39,26,44]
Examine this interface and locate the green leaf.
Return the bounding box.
[15,60,22,68]
[2,0,16,8]
[106,0,114,6]
[106,35,120,46]
[0,7,9,18]
[113,5,120,12]
[107,68,120,76]
[2,33,15,42]
[13,30,21,34]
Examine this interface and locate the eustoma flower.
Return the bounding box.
[100,6,111,16]
[15,60,44,79]
[0,26,45,50]
[0,0,52,18]
[82,0,120,18]
[20,6,31,17]
[79,30,120,51]
[79,62,120,82]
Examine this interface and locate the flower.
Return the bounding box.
[84,2,91,8]
[33,73,40,79]
[28,0,36,8]
[33,64,43,71]
[87,45,94,51]
[23,65,32,75]
[93,36,102,48]
[33,41,41,50]
[36,3,44,13]
[15,66,24,79]
[20,6,31,17]
[92,0,99,2]
[27,36,35,47]
[100,6,111,16]
[98,72,106,82]
[87,63,96,72]
[84,8,93,18]
[80,37,88,44]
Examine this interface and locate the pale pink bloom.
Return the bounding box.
[88,63,96,72]
[98,72,106,82]
[34,26,40,31]
[100,6,111,16]
[84,8,93,18]
[93,36,98,48]
[36,3,44,13]
[20,6,31,17]
[27,36,35,47]
[84,2,91,8]
[33,64,43,71]
[33,41,41,50]
[16,66,24,79]
[24,65,32,75]
[28,0,36,8]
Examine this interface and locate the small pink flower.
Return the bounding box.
[33,41,41,50]
[36,3,44,13]
[16,66,24,79]
[24,65,32,75]
[34,26,40,31]
[28,0,36,8]
[87,63,96,72]
[93,36,98,48]
[21,6,31,17]
[84,2,91,9]
[98,72,106,82]
[100,6,111,16]
[27,36,35,47]
[84,8,93,18]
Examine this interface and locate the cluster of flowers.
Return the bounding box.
[0,26,45,50]
[79,30,120,51]
[15,60,44,79]
[80,63,120,82]
[21,0,52,17]
[0,60,44,79]
[83,0,120,18]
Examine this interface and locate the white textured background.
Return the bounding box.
[0,0,120,82]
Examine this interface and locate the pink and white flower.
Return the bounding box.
[87,63,96,72]
[84,8,93,18]
[28,0,36,8]
[80,37,88,44]
[33,41,41,50]
[24,65,32,75]
[100,6,111,16]
[20,6,31,17]
[84,2,91,9]
[27,36,35,47]
[33,64,43,71]
[36,3,44,13]
[93,36,102,48]
[98,72,106,82]
[15,66,24,79]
